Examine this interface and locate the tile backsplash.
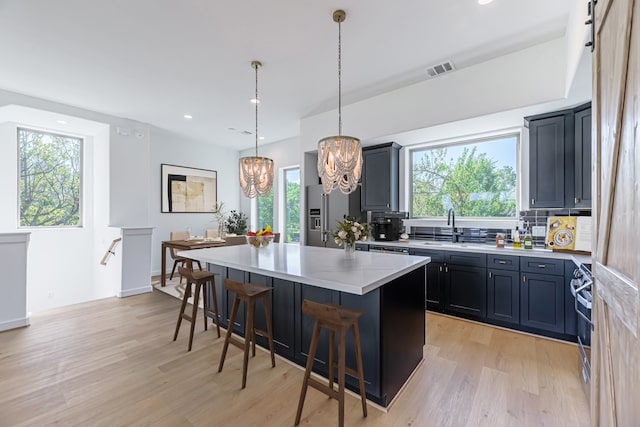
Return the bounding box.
[407,209,591,248]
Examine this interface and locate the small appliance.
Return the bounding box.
[370,211,408,241]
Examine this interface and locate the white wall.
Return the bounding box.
[238,136,301,232]
[148,127,240,275]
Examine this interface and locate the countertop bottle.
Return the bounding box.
[496,233,505,248]
[523,231,533,250]
[512,227,521,249]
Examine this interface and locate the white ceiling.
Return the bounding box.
[0,0,571,150]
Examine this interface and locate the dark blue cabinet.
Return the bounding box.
[487,268,520,325]
[445,263,487,319]
[409,248,445,311]
[520,272,565,334]
[361,142,400,211]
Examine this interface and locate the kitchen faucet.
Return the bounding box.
[447,207,461,243]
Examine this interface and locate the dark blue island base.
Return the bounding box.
[206,263,426,407]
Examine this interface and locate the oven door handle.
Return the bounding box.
[574,283,594,330]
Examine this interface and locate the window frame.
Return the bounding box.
[406,128,521,226]
[279,165,300,243]
[17,126,84,229]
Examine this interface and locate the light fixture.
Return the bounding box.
[239,60,274,198]
[478,0,494,5]
[317,9,362,195]
[184,114,193,119]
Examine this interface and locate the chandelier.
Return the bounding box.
[239,60,274,198]
[317,9,362,195]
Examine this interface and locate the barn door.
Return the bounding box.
[591,0,640,425]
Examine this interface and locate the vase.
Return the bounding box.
[344,243,356,259]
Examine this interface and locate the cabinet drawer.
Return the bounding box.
[520,257,564,275]
[409,248,445,263]
[487,254,519,271]
[445,251,486,268]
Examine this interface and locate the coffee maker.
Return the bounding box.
[370,211,408,241]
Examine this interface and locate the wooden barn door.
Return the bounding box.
[591,0,640,425]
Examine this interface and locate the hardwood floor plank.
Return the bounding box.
[0,291,589,426]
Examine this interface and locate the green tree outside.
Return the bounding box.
[19,128,82,227]
[413,146,516,217]
[285,179,300,242]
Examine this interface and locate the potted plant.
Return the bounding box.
[225,210,248,236]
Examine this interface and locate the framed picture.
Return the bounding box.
[161,164,217,213]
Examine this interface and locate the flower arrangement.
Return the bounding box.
[333,217,370,247]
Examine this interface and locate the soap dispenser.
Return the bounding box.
[512,226,521,249]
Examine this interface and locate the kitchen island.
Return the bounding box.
[182,243,430,407]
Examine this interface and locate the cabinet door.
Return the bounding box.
[426,263,444,311]
[361,144,399,211]
[272,278,295,359]
[529,115,567,208]
[487,268,520,325]
[520,272,564,333]
[574,107,592,208]
[207,264,227,328]
[445,264,487,319]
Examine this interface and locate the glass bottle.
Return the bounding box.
[512,227,521,249]
[496,233,505,248]
[524,231,533,250]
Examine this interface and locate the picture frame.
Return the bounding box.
[161,164,217,213]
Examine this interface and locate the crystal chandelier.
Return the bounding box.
[239,60,274,198]
[317,9,362,195]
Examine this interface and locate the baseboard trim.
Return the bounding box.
[117,285,153,298]
[0,316,31,332]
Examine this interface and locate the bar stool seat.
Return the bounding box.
[172,266,221,351]
[218,279,276,389]
[295,300,367,427]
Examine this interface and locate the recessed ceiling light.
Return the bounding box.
[183,114,193,119]
[56,120,67,125]
[250,98,260,104]
[478,0,494,4]
[259,136,265,140]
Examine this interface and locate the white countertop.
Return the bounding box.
[180,243,431,296]
[361,239,592,265]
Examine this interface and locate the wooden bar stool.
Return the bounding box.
[295,300,367,427]
[218,278,276,389]
[172,266,221,351]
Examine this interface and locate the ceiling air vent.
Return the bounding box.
[426,60,455,78]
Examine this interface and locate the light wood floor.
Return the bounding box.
[0,291,590,426]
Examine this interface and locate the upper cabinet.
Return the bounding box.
[573,105,592,208]
[361,142,400,211]
[525,102,591,209]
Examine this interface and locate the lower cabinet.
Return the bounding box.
[487,254,520,326]
[520,272,565,334]
[445,264,487,319]
[408,248,445,311]
[487,268,520,325]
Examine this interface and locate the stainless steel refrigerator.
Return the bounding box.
[306,184,363,248]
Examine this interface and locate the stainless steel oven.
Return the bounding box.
[570,263,593,398]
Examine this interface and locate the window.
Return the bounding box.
[257,192,274,231]
[283,167,300,242]
[411,134,517,218]
[18,128,82,227]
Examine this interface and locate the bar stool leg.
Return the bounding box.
[173,281,190,342]
[353,322,368,417]
[251,301,257,357]
[338,329,346,427]
[295,321,321,426]
[219,296,240,372]
[263,294,276,368]
[328,329,335,392]
[201,283,208,331]
[209,278,221,338]
[187,282,201,351]
[242,299,255,389]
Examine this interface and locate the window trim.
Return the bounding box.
[17,126,84,229]
[406,128,521,224]
[278,165,300,244]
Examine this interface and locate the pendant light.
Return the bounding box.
[239,60,274,198]
[317,9,362,195]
